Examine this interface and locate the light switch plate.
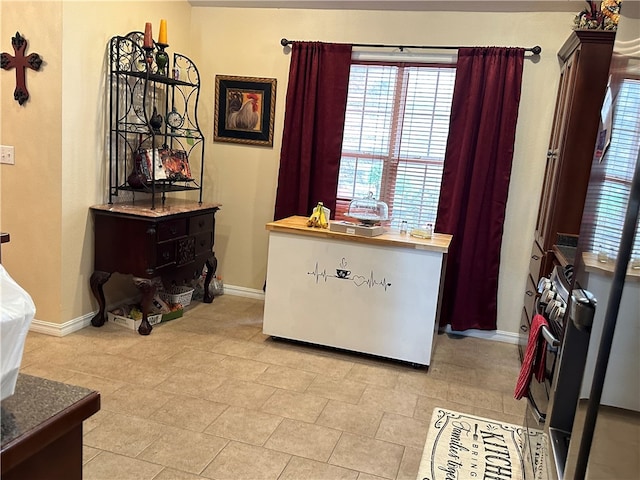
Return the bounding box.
[1,145,15,165]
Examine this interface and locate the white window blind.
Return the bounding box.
[336,63,456,229]
[590,79,640,257]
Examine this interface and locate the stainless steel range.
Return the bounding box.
[520,264,575,479]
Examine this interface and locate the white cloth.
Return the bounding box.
[0,265,36,400]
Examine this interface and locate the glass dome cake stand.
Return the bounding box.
[346,192,389,226]
[329,193,389,237]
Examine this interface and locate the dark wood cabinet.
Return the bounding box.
[90,201,220,335]
[533,30,615,278]
[1,375,100,480]
[520,31,614,354]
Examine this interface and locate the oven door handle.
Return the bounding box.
[527,396,546,424]
[541,325,560,348]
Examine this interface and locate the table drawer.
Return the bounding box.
[156,241,176,267]
[529,241,544,278]
[190,214,213,235]
[157,219,188,241]
[519,307,530,361]
[523,274,537,320]
[194,232,213,256]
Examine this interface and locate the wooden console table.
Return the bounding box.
[90,200,221,335]
[0,232,9,263]
[1,374,100,480]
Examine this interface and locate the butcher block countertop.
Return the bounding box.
[266,216,452,253]
[582,251,640,282]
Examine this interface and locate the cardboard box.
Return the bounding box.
[107,311,163,331]
[161,309,183,322]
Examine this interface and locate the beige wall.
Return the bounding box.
[192,6,574,334]
[1,1,192,326]
[1,1,64,322]
[2,2,611,335]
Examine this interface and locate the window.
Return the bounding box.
[336,62,456,229]
[589,78,640,257]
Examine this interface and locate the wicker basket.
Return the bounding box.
[159,286,194,307]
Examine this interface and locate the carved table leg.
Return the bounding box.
[90,271,112,327]
[203,254,218,304]
[133,277,156,335]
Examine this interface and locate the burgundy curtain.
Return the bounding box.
[274,42,353,220]
[435,47,525,331]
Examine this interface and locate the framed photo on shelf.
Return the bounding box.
[159,148,192,181]
[129,148,192,188]
[214,75,276,147]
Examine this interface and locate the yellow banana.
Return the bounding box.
[307,204,320,227]
[307,202,328,228]
[318,202,328,228]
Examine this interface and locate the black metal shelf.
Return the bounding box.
[107,31,205,209]
[113,69,197,88]
[114,182,200,193]
[110,126,204,141]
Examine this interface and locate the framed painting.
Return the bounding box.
[214,75,277,147]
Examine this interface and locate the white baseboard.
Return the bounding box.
[223,284,266,300]
[42,289,526,342]
[30,313,94,337]
[442,325,520,344]
[28,288,264,337]
[29,295,139,337]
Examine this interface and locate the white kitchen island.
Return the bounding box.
[262,216,452,367]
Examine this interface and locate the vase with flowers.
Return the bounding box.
[573,0,621,30]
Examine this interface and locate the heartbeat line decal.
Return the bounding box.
[352,272,392,291]
[307,260,392,291]
[307,262,331,283]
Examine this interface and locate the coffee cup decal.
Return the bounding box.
[337,258,350,278]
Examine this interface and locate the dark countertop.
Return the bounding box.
[1,374,99,448]
[554,234,578,267]
[553,244,577,267]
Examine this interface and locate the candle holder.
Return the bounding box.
[143,45,154,70]
[155,43,169,76]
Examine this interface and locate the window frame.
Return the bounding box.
[589,76,640,257]
[336,60,456,228]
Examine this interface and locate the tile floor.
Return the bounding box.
[20,295,525,480]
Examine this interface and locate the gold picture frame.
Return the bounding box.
[214,75,277,147]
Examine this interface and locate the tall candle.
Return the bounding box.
[158,19,168,45]
[143,22,153,48]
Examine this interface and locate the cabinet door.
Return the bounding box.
[94,214,155,277]
[534,31,614,258]
[535,54,578,247]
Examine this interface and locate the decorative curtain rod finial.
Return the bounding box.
[281,38,290,47]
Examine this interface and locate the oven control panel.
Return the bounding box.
[537,265,572,327]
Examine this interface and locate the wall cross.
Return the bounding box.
[1,32,43,105]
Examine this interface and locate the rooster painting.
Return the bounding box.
[226,91,261,130]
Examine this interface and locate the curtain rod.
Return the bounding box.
[280,38,542,55]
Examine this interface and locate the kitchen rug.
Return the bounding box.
[417,408,524,480]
